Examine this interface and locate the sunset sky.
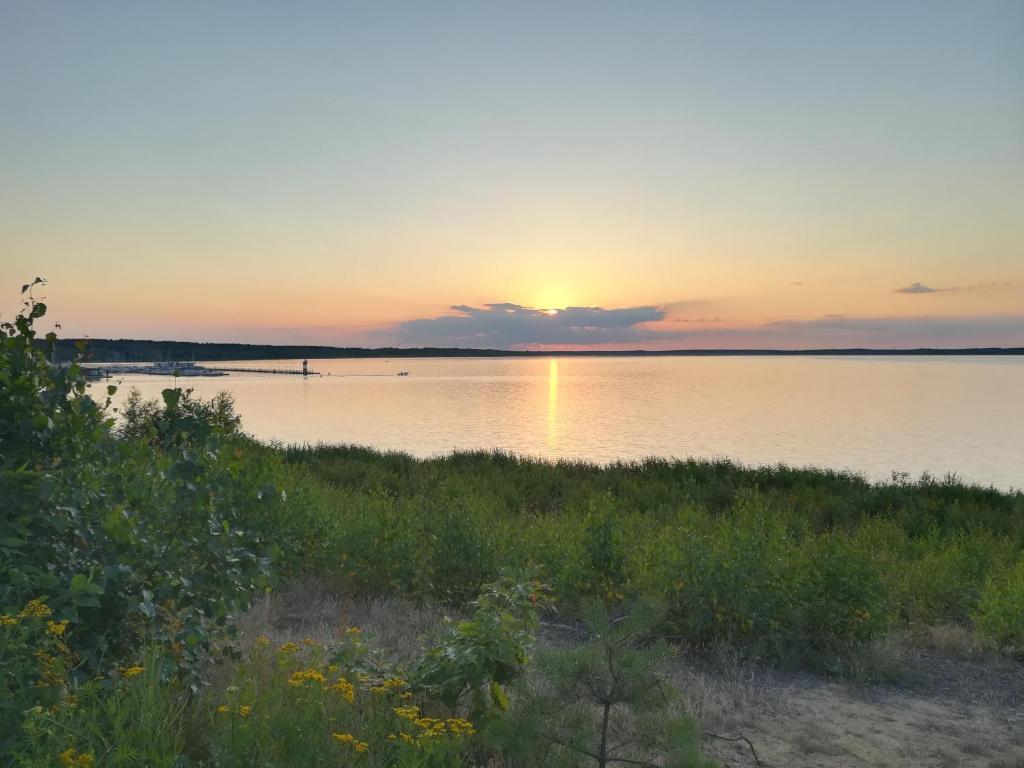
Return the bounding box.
[2,0,1022,349]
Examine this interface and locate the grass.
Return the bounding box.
[277,444,1024,663]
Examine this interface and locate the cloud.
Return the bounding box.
[394,303,664,347]
[389,302,1024,349]
[894,282,944,294]
[961,281,1017,293]
[894,281,1019,296]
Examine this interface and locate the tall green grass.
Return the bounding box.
[282,445,1024,659]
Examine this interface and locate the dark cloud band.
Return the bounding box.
[396,303,664,347]
[393,302,1024,349]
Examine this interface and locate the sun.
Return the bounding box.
[533,286,574,312]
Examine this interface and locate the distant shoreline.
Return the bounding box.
[52,338,1024,363]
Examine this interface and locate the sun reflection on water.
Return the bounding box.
[547,358,558,448]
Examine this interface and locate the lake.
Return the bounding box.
[97,355,1024,491]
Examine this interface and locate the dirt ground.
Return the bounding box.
[675,651,1023,768]
[240,582,1024,768]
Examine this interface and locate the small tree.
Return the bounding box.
[411,572,549,718]
[490,600,715,768]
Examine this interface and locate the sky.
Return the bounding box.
[2,0,1022,350]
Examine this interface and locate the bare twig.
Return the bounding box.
[703,731,769,767]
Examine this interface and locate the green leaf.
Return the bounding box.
[70,573,104,595]
[162,388,182,410]
[490,681,509,711]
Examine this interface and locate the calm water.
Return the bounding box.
[97,356,1024,490]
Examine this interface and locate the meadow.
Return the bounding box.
[284,444,1024,661]
[3,285,1023,766]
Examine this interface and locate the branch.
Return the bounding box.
[528,730,663,768]
[605,756,663,766]
[703,731,769,768]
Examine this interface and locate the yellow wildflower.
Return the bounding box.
[354,741,369,753]
[372,677,408,695]
[414,717,446,739]
[301,637,317,646]
[254,636,270,647]
[57,749,94,767]
[278,641,300,654]
[216,705,230,714]
[393,705,420,720]
[446,717,476,737]
[287,668,326,687]
[122,666,145,678]
[328,676,356,702]
[333,732,354,744]
[47,619,70,637]
[345,626,361,635]
[399,691,413,700]
[237,705,252,717]
[19,598,52,619]
[0,614,19,627]
[34,650,63,688]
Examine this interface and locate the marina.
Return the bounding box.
[83,360,319,378]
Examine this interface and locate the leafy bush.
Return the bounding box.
[1,282,313,752]
[973,557,1024,651]
[411,573,547,717]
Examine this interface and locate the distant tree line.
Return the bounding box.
[42,338,1024,362]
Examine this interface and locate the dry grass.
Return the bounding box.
[236,579,446,664]
[669,650,774,735]
[918,624,995,660]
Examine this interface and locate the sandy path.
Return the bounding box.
[688,654,1024,768]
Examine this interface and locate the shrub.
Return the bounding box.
[973,557,1024,651]
[792,532,894,655]
[580,495,628,601]
[1,283,309,752]
[411,573,548,717]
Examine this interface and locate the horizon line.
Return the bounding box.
[54,337,1024,359]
